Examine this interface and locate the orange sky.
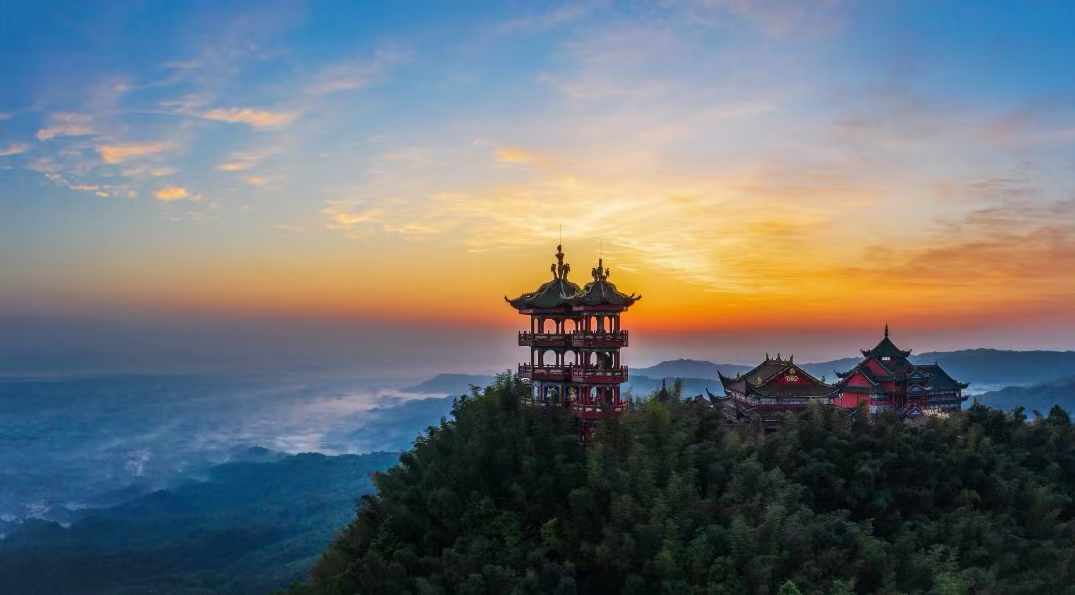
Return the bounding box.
[3,3,1075,374]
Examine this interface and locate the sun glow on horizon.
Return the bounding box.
[3,2,1075,370]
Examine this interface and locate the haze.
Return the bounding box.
[3,2,1075,376]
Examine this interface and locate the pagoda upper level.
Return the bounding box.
[505,244,640,430]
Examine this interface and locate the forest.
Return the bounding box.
[295,375,1075,595]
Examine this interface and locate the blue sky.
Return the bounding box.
[2,1,1075,374]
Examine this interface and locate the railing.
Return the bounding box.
[571,330,628,348]
[518,332,570,347]
[570,366,628,384]
[518,364,571,381]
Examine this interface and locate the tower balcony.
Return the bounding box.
[518,364,571,382]
[570,366,628,384]
[571,330,629,349]
[518,332,570,348]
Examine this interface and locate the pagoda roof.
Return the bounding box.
[505,245,581,311]
[569,258,640,309]
[835,327,968,392]
[861,324,912,359]
[719,354,836,398]
[911,364,969,390]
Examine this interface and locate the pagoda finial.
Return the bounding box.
[884,323,889,338]
[553,244,570,280]
[591,257,609,282]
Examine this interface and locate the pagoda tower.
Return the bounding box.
[505,245,641,432]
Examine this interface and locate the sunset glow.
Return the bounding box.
[3,2,1075,373]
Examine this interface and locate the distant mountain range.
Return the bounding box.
[403,349,1075,400]
[402,373,497,395]
[0,450,400,594]
[975,377,1075,415]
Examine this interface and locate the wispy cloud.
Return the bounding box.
[215,147,276,172]
[306,47,408,96]
[498,3,593,33]
[36,113,95,141]
[685,0,847,38]
[200,107,298,129]
[0,143,29,157]
[97,142,171,164]
[322,200,384,233]
[495,147,539,165]
[154,186,191,201]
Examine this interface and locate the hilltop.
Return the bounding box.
[293,376,1075,594]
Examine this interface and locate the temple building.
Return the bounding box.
[834,326,968,414]
[718,354,837,428]
[505,245,640,432]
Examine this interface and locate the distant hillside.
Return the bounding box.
[913,349,1075,387]
[403,349,1075,400]
[976,376,1075,414]
[0,451,400,594]
[640,350,1075,390]
[632,359,750,379]
[625,374,720,398]
[798,358,861,381]
[402,373,497,395]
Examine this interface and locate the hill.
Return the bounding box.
[913,349,1075,387]
[632,359,751,379]
[0,451,401,594]
[976,376,1075,414]
[404,350,1075,403]
[402,373,497,395]
[294,377,1075,594]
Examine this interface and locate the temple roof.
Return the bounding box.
[861,324,912,359]
[911,364,970,390]
[836,326,967,392]
[504,245,580,311]
[719,354,835,398]
[569,258,640,309]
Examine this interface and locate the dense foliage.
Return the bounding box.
[299,375,1075,594]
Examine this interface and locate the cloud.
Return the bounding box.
[686,0,846,37]
[0,143,29,157]
[36,113,95,141]
[244,175,268,187]
[215,148,275,172]
[201,107,298,129]
[499,4,592,33]
[97,142,170,164]
[306,48,408,96]
[154,186,190,201]
[495,147,538,164]
[0,112,11,120]
[322,201,384,230]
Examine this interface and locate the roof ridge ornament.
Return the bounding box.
[552,244,571,280]
[884,323,890,338]
[591,257,610,282]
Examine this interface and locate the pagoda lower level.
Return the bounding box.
[505,245,640,429]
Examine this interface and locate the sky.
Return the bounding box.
[2,1,1075,376]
